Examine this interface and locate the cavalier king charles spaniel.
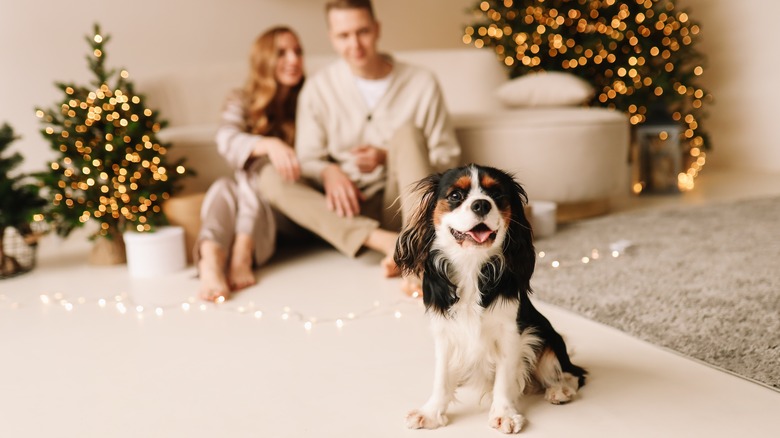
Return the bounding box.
[394,164,586,434]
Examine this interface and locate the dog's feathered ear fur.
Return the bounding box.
[394,173,441,277]
[394,172,459,314]
[479,173,536,307]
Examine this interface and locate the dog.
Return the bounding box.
[394,164,586,434]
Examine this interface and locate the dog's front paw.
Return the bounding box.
[405,409,448,429]
[489,413,525,434]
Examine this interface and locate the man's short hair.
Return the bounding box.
[325,0,375,20]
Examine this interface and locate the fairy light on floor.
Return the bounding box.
[537,240,633,269]
[4,241,631,328]
[8,291,416,333]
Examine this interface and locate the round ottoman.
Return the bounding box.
[453,107,629,222]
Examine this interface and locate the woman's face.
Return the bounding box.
[274,32,304,88]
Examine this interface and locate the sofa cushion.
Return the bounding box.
[495,72,594,108]
[394,49,507,115]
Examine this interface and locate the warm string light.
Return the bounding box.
[2,292,419,333]
[537,240,633,269]
[2,240,632,322]
[466,0,710,190]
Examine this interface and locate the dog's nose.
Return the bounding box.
[471,199,491,216]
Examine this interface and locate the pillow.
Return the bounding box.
[495,71,594,108]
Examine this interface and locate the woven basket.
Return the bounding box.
[0,227,38,279]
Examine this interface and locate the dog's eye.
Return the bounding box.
[448,191,463,202]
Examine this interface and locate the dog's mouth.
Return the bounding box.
[450,223,497,246]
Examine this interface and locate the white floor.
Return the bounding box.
[2,169,780,438]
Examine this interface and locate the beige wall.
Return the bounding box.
[682,0,780,171]
[2,0,778,173]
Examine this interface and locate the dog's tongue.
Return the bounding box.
[467,228,493,243]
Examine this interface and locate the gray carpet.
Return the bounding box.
[531,196,780,390]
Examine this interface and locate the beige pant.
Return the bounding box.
[258,123,433,257]
[196,175,277,266]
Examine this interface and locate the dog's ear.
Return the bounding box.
[394,172,440,277]
[422,250,458,314]
[504,178,536,294]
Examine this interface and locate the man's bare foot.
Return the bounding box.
[401,276,422,298]
[365,228,401,277]
[228,234,257,290]
[381,255,401,278]
[198,240,230,302]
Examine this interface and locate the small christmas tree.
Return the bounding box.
[0,123,47,277]
[465,0,710,190]
[36,24,190,261]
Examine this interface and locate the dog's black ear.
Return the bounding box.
[394,172,440,277]
[422,250,458,314]
[504,178,536,294]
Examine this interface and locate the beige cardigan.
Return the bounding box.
[295,56,461,197]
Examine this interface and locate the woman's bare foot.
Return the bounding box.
[198,240,230,302]
[365,228,401,277]
[228,234,257,290]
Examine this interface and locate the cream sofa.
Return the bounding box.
[142,48,629,222]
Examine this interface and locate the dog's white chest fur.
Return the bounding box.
[429,272,526,387]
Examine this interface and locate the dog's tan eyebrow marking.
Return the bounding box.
[480,175,499,189]
[453,175,471,191]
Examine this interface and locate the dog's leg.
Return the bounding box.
[534,347,582,405]
[406,336,455,429]
[487,334,530,434]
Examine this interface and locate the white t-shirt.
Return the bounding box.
[353,74,392,110]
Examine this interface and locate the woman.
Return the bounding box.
[198,27,304,302]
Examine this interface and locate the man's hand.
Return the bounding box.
[322,164,364,217]
[351,145,386,174]
[254,138,300,182]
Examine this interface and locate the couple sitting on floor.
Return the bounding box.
[197,0,461,302]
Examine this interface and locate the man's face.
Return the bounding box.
[327,7,380,71]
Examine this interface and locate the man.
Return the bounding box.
[258,0,460,290]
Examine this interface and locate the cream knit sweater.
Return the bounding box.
[295,56,461,197]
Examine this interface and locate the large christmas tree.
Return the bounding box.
[465,0,710,190]
[36,25,190,245]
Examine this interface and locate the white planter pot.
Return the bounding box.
[529,200,557,239]
[123,226,186,278]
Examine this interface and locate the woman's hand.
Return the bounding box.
[254,138,300,182]
[321,164,365,218]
